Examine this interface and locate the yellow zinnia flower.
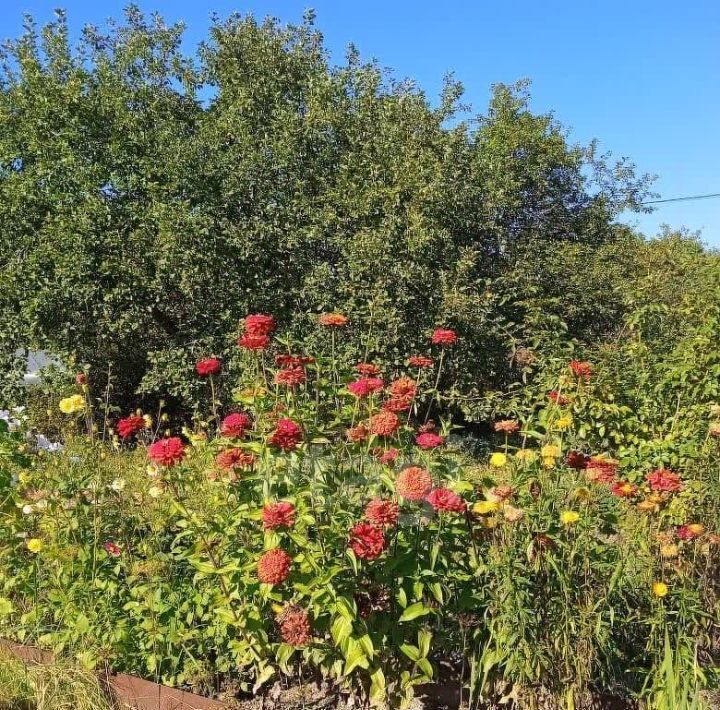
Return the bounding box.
[489,452,508,468]
[555,416,573,431]
[473,500,500,515]
[58,394,85,415]
[560,510,580,525]
[542,456,556,469]
[652,581,668,598]
[541,444,561,458]
[659,543,679,559]
[26,538,43,553]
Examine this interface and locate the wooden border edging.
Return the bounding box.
[0,639,227,710]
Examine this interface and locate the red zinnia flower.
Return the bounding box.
[565,451,589,470]
[318,312,348,327]
[245,314,276,336]
[220,412,252,438]
[147,437,186,467]
[346,424,368,443]
[117,415,147,439]
[570,360,592,380]
[611,481,638,498]
[416,432,444,450]
[355,363,381,376]
[216,448,256,471]
[586,457,619,484]
[277,605,311,646]
[408,355,433,368]
[646,468,683,493]
[389,377,417,399]
[269,418,303,451]
[431,328,458,346]
[426,488,466,513]
[368,411,400,437]
[257,548,292,585]
[238,333,270,350]
[382,396,413,413]
[396,467,432,501]
[275,354,315,367]
[377,448,399,465]
[196,357,221,377]
[365,499,399,527]
[349,523,386,560]
[75,372,88,386]
[262,502,296,530]
[103,541,122,557]
[493,419,520,434]
[348,377,384,397]
[274,366,306,387]
[548,390,570,406]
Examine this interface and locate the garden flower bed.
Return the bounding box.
[0,313,718,708]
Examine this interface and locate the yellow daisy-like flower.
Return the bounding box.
[652,581,668,598]
[541,444,561,458]
[473,500,500,515]
[555,416,573,430]
[560,510,580,525]
[515,449,536,462]
[573,487,591,502]
[542,456,556,469]
[659,543,679,559]
[26,538,43,553]
[58,394,85,415]
[489,452,508,468]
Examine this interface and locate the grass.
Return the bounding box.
[0,651,115,710]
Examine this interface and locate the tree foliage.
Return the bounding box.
[0,7,653,411]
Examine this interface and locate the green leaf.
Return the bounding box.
[399,602,431,622]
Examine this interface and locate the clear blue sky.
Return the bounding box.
[2,0,718,245]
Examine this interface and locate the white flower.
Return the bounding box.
[21,504,34,515]
[110,478,126,492]
[148,485,164,498]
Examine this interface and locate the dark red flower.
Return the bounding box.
[196,357,221,377]
[368,411,400,437]
[216,448,256,471]
[416,432,444,450]
[646,468,683,493]
[431,328,458,346]
[277,605,311,646]
[565,451,589,469]
[365,499,399,526]
[349,523,386,560]
[348,377,384,397]
[75,372,88,386]
[570,360,593,380]
[426,488,466,513]
[408,355,433,368]
[147,437,186,467]
[117,415,147,439]
[677,523,705,540]
[257,548,292,585]
[220,412,252,438]
[262,502,296,530]
[396,467,432,501]
[269,418,303,451]
[275,354,315,367]
[238,333,270,350]
[377,448,399,465]
[103,541,122,557]
[355,362,381,376]
[274,366,306,387]
[245,314,276,336]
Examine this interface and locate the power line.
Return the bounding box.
[642,192,720,205]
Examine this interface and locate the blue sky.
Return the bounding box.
[2,0,718,245]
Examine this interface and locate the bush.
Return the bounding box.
[0,316,716,707]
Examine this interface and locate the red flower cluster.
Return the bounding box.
[416,432,444,450]
[147,437,186,467]
[262,502,296,530]
[426,488,466,513]
[646,468,683,493]
[365,499,399,527]
[570,360,593,380]
[257,548,292,585]
[277,605,311,646]
[396,467,432,501]
[349,523,386,560]
[318,312,348,327]
[408,355,433,368]
[245,314,276,336]
[431,328,457,346]
[220,412,251,438]
[196,357,221,377]
[216,448,256,471]
[269,418,303,451]
[348,377,384,397]
[117,415,147,439]
[274,366,306,387]
[355,362,381,376]
[368,411,400,437]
